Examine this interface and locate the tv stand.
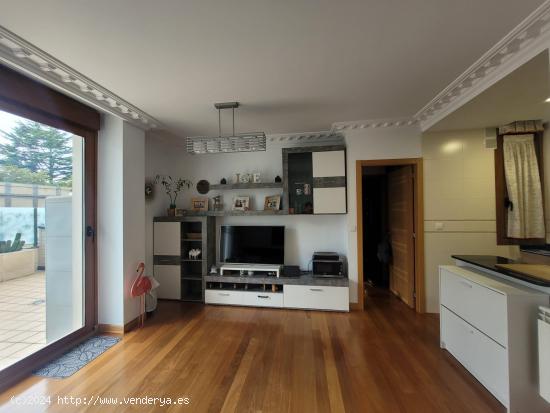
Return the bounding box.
[220,264,282,278]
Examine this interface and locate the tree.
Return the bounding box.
[0,120,73,185]
[0,165,50,185]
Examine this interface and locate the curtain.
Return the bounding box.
[503,134,545,239]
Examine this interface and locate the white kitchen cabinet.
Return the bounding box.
[439,265,549,412]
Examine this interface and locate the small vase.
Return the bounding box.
[167,208,176,217]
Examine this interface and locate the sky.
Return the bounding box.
[0,110,21,145]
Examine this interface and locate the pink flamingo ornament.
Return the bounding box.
[131,262,152,328]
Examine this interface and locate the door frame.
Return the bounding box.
[355,158,425,312]
[0,64,99,391]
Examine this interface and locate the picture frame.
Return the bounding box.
[264,195,281,211]
[232,196,250,211]
[191,197,209,212]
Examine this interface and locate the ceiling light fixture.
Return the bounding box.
[186,102,266,154]
[545,97,550,102]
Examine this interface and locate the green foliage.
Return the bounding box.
[0,165,51,185]
[0,120,73,185]
[0,233,25,253]
[155,175,192,207]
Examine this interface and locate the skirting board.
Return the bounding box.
[98,316,141,335]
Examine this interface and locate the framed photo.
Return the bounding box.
[232,196,250,211]
[191,197,209,212]
[264,195,281,211]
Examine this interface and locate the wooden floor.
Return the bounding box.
[0,289,503,413]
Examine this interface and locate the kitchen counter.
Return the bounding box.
[452,255,550,287]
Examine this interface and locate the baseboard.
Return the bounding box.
[124,316,140,333]
[98,324,124,334]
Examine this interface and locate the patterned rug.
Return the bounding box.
[34,335,121,378]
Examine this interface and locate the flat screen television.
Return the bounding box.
[220,225,284,265]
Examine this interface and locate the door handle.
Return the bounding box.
[219,293,230,296]
[310,288,324,292]
[257,295,270,299]
[459,280,473,289]
[86,225,95,241]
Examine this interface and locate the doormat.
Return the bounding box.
[33,335,121,378]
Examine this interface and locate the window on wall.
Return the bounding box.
[495,130,546,245]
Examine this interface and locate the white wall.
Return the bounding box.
[97,115,124,326]
[98,114,146,326]
[144,132,347,277]
[343,126,422,302]
[422,129,520,313]
[122,122,146,324]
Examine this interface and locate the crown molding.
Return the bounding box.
[331,117,418,132]
[0,25,162,130]
[267,130,344,144]
[415,0,550,131]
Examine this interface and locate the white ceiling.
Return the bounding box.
[430,50,550,131]
[0,0,546,137]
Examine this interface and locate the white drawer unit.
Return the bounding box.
[153,222,181,256]
[242,291,284,308]
[441,306,508,405]
[284,285,349,311]
[154,265,181,300]
[439,265,549,413]
[205,290,243,306]
[440,267,507,346]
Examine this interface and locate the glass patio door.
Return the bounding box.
[0,109,86,371]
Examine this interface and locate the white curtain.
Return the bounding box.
[503,134,545,239]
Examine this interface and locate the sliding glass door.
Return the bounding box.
[0,109,87,371]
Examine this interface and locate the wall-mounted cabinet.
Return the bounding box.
[283,146,347,215]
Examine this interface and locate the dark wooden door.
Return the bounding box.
[387,165,415,308]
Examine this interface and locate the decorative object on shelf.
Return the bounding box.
[196,180,210,194]
[155,175,192,216]
[220,178,227,185]
[144,181,154,200]
[212,195,223,211]
[185,232,202,239]
[264,195,281,211]
[210,265,218,274]
[186,102,266,154]
[175,209,186,217]
[233,173,240,184]
[253,172,261,183]
[274,175,282,183]
[304,183,311,195]
[188,249,201,260]
[239,173,251,184]
[191,197,209,212]
[232,196,250,211]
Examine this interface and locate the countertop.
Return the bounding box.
[452,255,550,287]
[204,273,349,287]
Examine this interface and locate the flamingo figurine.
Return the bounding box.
[131,262,152,328]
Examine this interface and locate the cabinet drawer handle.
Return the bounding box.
[257,295,270,299]
[310,288,324,292]
[219,293,230,296]
[459,280,473,289]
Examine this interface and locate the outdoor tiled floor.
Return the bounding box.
[0,272,46,370]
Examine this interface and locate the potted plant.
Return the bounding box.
[155,175,192,216]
